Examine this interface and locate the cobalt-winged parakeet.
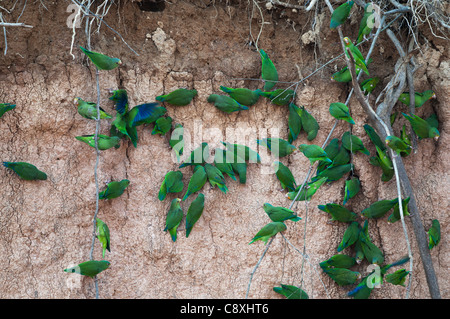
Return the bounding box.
[298,144,332,165]
[96,218,110,258]
[213,148,237,181]
[316,163,353,182]
[151,116,172,136]
[331,58,373,82]
[373,145,394,182]
[337,221,361,252]
[74,97,112,120]
[299,105,320,141]
[249,221,287,245]
[76,134,121,150]
[398,90,436,108]
[385,269,410,286]
[402,112,440,140]
[342,131,370,155]
[318,203,357,223]
[164,198,183,242]
[330,1,354,30]
[80,46,121,70]
[363,124,386,151]
[323,267,361,286]
[158,170,184,201]
[155,88,197,106]
[329,102,355,124]
[330,144,350,167]
[263,203,301,222]
[64,260,110,278]
[343,176,361,205]
[259,89,295,106]
[388,197,410,223]
[185,193,205,238]
[3,161,47,180]
[182,165,207,201]
[221,141,261,164]
[287,177,327,201]
[207,94,249,113]
[257,138,297,158]
[356,3,375,43]
[273,284,308,299]
[204,163,228,193]
[360,198,398,219]
[99,179,130,200]
[360,77,379,95]
[219,86,261,106]
[169,123,184,162]
[260,49,278,91]
[427,219,441,250]
[0,103,16,118]
[320,253,356,270]
[273,161,297,192]
[179,142,209,168]
[230,153,247,184]
[288,103,302,144]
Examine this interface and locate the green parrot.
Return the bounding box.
[427,219,441,250]
[385,135,412,156]
[402,112,440,140]
[400,125,412,150]
[323,267,361,286]
[354,237,365,265]
[158,170,184,201]
[425,113,439,130]
[256,138,297,158]
[343,176,361,205]
[204,163,228,193]
[221,141,261,163]
[249,221,287,245]
[360,77,380,95]
[155,88,197,106]
[230,153,247,184]
[169,123,184,162]
[182,165,207,201]
[299,106,320,141]
[219,86,261,106]
[288,103,302,144]
[360,198,398,219]
[381,256,410,274]
[259,89,295,106]
[320,254,356,270]
[96,218,110,259]
[323,138,340,162]
[164,198,183,242]
[3,162,47,180]
[388,197,410,223]
[337,221,361,252]
[273,284,308,299]
[318,203,358,223]
[263,203,301,222]
[385,269,410,286]
[359,226,384,264]
[347,275,373,299]
[273,161,297,192]
[329,102,355,124]
[185,193,205,238]
[260,49,278,91]
[343,37,369,76]
[298,144,332,165]
[356,3,375,43]
[330,145,350,167]
[213,148,237,181]
[74,97,112,120]
[398,90,436,108]
[330,58,373,82]
[363,124,386,151]
[151,116,172,136]
[99,179,130,200]
[316,163,353,182]
[80,46,121,70]
[287,177,327,201]
[179,142,209,168]
[390,111,398,126]
[342,131,370,155]
[374,145,394,182]
[75,134,121,150]
[330,1,354,29]
[0,103,16,118]
[109,89,129,114]
[207,94,249,113]
[64,260,110,278]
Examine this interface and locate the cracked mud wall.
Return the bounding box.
[0,1,448,298]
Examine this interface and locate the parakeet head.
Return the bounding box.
[115,58,122,66]
[298,144,307,152]
[430,128,440,141]
[74,97,81,105]
[343,37,351,46]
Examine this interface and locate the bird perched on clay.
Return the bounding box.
[204,163,228,194]
[164,198,183,242]
[343,176,361,205]
[356,3,375,43]
[257,138,297,158]
[260,49,278,91]
[156,88,197,106]
[323,267,361,286]
[64,260,110,278]
[185,193,205,238]
[316,163,353,182]
[259,89,295,106]
[99,179,130,200]
[273,161,297,192]
[299,106,320,141]
[169,123,184,162]
[402,113,440,140]
[360,77,379,96]
[179,142,209,168]
[158,170,184,201]
[427,219,441,250]
[329,102,355,124]
[249,221,287,245]
[96,218,110,259]
[80,46,121,70]
[330,1,354,30]
[331,59,373,82]
[320,253,356,270]
[318,203,358,223]
[183,165,207,201]
[221,141,261,164]
[337,222,361,252]
[3,161,47,180]
[398,90,436,108]
[385,136,412,156]
[298,144,332,165]
[74,97,112,120]
[287,177,327,201]
[273,284,308,299]
[0,103,16,118]
[152,116,172,136]
[207,94,249,113]
[76,134,121,150]
[288,103,302,143]
[263,203,301,222]
[219,86,261,106]
[361,198,398,219]
[213,148,237,181]
[342,131,370,155]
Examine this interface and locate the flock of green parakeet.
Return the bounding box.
[0,1,443,297]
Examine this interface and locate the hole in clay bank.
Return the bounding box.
[137,0,166,12]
